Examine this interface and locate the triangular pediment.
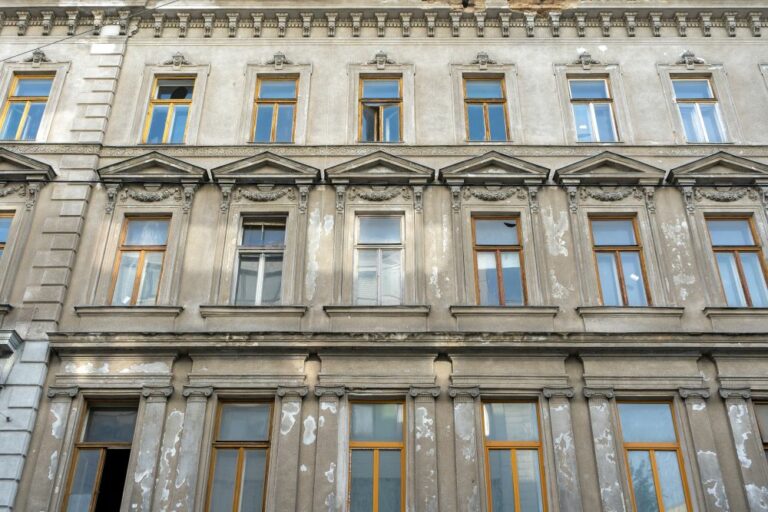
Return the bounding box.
[440,152,548,185]
[97,152,208,184]
[325,151,434,184]
[668,152,768,186]
[554,152,664,186]
[0,147,55,182]
[211,152,319,185]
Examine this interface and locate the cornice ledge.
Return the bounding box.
[199,305,307,318]
[449,305,558,317]
[703,307,768,318]
[543,386,575,399]
[719,387,751,399]
[583,387,615,399]
[678,387,711,399]
[323,305,430,317]
[74,305,184,317]
[409,385,441,399]
[577,306,685,317]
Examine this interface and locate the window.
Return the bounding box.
[0,74,53,141]
[359,78,401,143]
[755,403,768,463]
[590,218,650,306]
[143,77,194,144]
[253,77,297,143]
[354,216,403,305]
[62,405,138,512]
[568,78,618,143]
[0,214,12,259]
[206,403,272,512]
[234,219,285,305]
[671,78,725,143]
[110,218,170,306]
[464,77,508,141]
[617,402,691,512]
[349,402,405,512]
[706,217,768,307]
[472,217,525,306]
[482,402,547,512]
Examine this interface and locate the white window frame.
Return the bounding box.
[566,78,618,143]
[353,214,405,306]
[232,217,287,306]
[670,77,727,144]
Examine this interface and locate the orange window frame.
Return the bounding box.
[0,212,13,255]
[462,76,509,141]
[142,76,194,144]
[0,73,54,141]
[358,76,403,143]
[471,216,527,306]
[252,76,298,143]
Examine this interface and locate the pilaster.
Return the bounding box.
[312,386,345,512]
[449,386,481,512]
[544,387,583,512]
[410,385,440,512]
[270,386,308,512]
[584,387,627,512]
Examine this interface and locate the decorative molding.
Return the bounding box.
[625,12,637,37]
[251,13,263,37]
[650,12,662,37]
[118,10,131,36]
[142,386,174,399]
[276,13,288,38]
[348,185,410,202]
[227,12,239,38]
[121,185,181,203]
[548,12,561,37]
[583,387,615,399]
[177,13,189,37]
[475,11,486,38]
[409,385,441,399]
[25,182,40,210]
[326,12,337,37]
[643,186,656,214]
[470,52,496,70]
[16,11,28,36]
[162,52,191,69]
[576,51,599,70]
[335,185,346,213]
[298,185,309,213]
[41,11,54,36]
[524,11,536,38]
[566,186,579,213]
[266,52,292,71]
[92,10,104,35]
[723,12,737,37]
[23,50,50,67]
[678,387,711,400]
[543,387,575,399]
[694,187,757,202]
[579,186,640,202]
[368,50,395,70]
[235,185,295,203]
[677,50,706,70]
[105,184,120,214]
[277,385,309,399]
[499,11,511,38]
[719,387,751,400]
[0,184,25,199]
[700,12,712,37]
[351,12,362,37]
[399,13,411,37]
[600,12,612,37]
[675,12,688,37]
[413,185,424,213]
[575,12,587,38]
[450,12,462,38]
[450,186,461,212]
[315,385,346,398]
[182,385,214,399]
[528,185,540,213]
[749,12,762,37]
[425,12,437,38]
[66,10,79,36]
[202,12,214,38]
[448,386,480,401]
[47,386,79,399]
[375,12,387,38]
[153,13,165,38]
[463,186,525,202]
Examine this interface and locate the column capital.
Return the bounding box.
[142,386,173,400]
[543,387,575,399]
[314,385,346,399]
[182,385,213,400]
[448,386,480,402]
[583,387,615,399]
[719,387,751,400]
[679,387,710,400]
[47,385,79,399]
[277,385,308,399]
[409,385,441,401]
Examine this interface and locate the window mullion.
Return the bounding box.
[693,103,709,143]
[495,250,505,306]
[615,250,629,306]
[255,252,266,306]
[377,249,383,305]
[648,450,666,512]
[589,102,600,142]
[14,101,31,140]
[733,251,754,307]
[373,448,380,512]
[130,250,147,305]
[270,102,278,142]
[510,448,521,512]
[232,447,246,512]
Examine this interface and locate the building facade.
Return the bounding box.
[0,0,764,511]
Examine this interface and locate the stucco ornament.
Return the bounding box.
[235,185,296,202]
[576,50,599,70]
[464,186,525,201]
[348,186,410,202]
[470,52,496,70]
[121,185,181,203]
[0,184,25,199]
[369,50,395,70]
[677,50,706,70]
[267,52,292,71]
[23,50,49,67]
[694,187,758,202]
[579,186,640,202]
[163,52,191,69]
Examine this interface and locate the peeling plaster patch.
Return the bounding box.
[704,479,728,510]
[415,406,435,442]
[280,401,301,436]
[119,362,169,374]
[550,269,570,299]
[661,220,696,301]
[303,415,317,445]
[300,464,308,472]
[158,410,184,508]
[64,361,109,374]
[442,213,449,255]
[745,484,768,511]
[305,208,329,302]
[598,44,608,52]
[729,403,754,468]
[541,206,568,257]
[454,402,477,462]
[51,407,63,439]
[320,402,337,414]
[325,462,336,483]
[467,484,480,512]
[48,450,58,480]
[319,415,325,428]
[692,402,706,411]
[429,266,442,299]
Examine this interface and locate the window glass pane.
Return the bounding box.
[235,255,260,305]
[381,105,400,142]
[380,250,402,305]
[84,407,137,442]
[477,252,500,306]
[275,104,295,143]
[261,254,283,305]
[155,79,194,100]
[15,78,52,97]
[592,220,636,246]
[467,104,486,141]
[167,105,188,144]
[484,402,539,441]
[362,80,399,99]
[656,451,687,512]
[699,104,724,143]
[488,450,515,512]
[0,218,12,243]
[242,223,286,247]
[569,80,609,99]
[359,217,401,244]
[707,220,754,246]
[476,219,519,246]
[677,104,704,143]
[741,252,768,307]
[572,104,594,142]
[92,450,130,512]
[361,105,377,141]
[594,103,617,142]
[672,79,712,99]
[254,104,274,143]
[125,219,169,246]
[487,104,508,141]
[0,103,25,139]
[379,450,402,512]
[517,450,544,512]
[597,252,622,306]
[620,252,648,306]
[350,450,374,511]
[716,253,748,307]
[210,449,237,511]
[355,249,378,306]
[20,102,45,140]
[146,105,169,144]
[628,451,661,512]
[351,403,403,442]
[66,449,100,512]
[240,449,267,512]
[466,80,503,99]
[135,252,163,306]
[618,403,676,443]
[111,252,139,305]
[501,252,524,306]
[756,404,768,442]
[259,80,296,99]
[219,403,271,441]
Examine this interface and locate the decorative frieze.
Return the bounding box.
[121,185,181,203]
[326,12,337,37]
[600,12,611,37]
[235,185,296,203]
[694,187,758,202]
[463,186,525,202]
[625,12,637,37]
[276,13,288,37]
[66,10,79,36]
[251,13,263,37]
[177,13,189,37]
[579,186,641,202]
[650,12,662,37]
[549,12,561,37]
[700,12,712,36]
[348,186,410,202]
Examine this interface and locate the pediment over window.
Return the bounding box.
[325,151,434,185]
[668,152,768,186]
[211,152,319,186]
[97,152,208,185]
[554,152,664,186]
[0,148,55,182]
[439,152,548,186]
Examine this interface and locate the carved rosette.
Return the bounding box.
[348,186,411,202]
[463,186,526,202]
[694,187,758,203]
[235,186,296,203]
[579,186,641,202]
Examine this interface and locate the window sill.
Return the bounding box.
[703,307,768,333]
[74,305,184,317]
[449,305,559,317]
[576,306,684,332]
[577,306,684,317]
[199,305,307,318]
[449,305,558,331]
[323,305,430,317]
[703,307,768,317]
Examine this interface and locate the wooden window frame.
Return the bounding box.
[671,76,726,143]
[205,401,273,512]
[705,215,768,307]
[251,75,299,143]
[0,73,54,141]
[358,76,403,143]
[108,216,170,306]
[234,218,287,305]
[353,215,405,306]
[616,401,693,512]
[462,76,510,142]
[0,212,13,257]
[347,399,407,512]
[481,400,548,512]
[471,216,527,306]
[589,215,652,306]
[141,75,195,144]
[567,77,618,143]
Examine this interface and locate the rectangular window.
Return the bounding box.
[672,78,725,143]
[143,77,194,144]
[110,217,170,306]
[590,217,650,307]
[568,78,618,143]
[62,405,138,512]
[349,401,405,512]
[354,216,403,305]
[234,219,285,306]
[472,217,525,306]
[0,213,13,259]
[206,402,272,512]
[0,74,53,141]
[706,217,768,307]
[618,402,692,512]
[464,77,509,142]
[359,78,401,143]
[253,77,297,143]
[482,402,547,512]
[755,403,768,463]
